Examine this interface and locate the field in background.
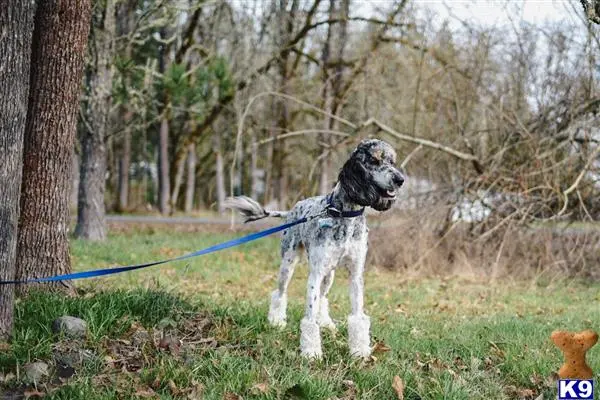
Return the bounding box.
[2,222,600,399]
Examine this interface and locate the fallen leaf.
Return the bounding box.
[0,372,15,383]
[372,340,391,354]
[392,375,404,400]
[168,379,180,395]
[24,390,45,399]
[0,342,10,351]
[517,388,535,398]
[134,388,157,398]
[250,382,269,394]
[224,392,242,400]
[341,380,357,399]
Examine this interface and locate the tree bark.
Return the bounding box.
[250,129,259,200]
[319,0,349,194]
[157,26,171,215]
[75,0,114,241]
[213,130,226,214]
[170,149,186,209]
[118,123,131,212]
[272,0,299,208]
[0,1,35,338]
[158,116,171,214]
[115,1,134,212]
[16,0,92,294]
[184,142,196,213]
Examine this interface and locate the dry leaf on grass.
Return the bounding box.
[168,379,180,396]
[134,388,158,398]
[24,390,45,399]
[392,375,404,400]
[341,380,357,400]
[224,392,242,400]
[372,340,391,353]
[250,382,269,394]
[517,388,535,398]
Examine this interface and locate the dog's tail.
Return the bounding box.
[223,196,288,223]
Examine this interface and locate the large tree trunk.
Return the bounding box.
[0,1,35,338]
[184,142,196,213]
[75,0,115,241]
[16,0,92,294]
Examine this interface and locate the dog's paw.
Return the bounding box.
[349,345,372,358]
[268,316,287,329]
[301,347,323,359]
[300,318,322,359]
[348,314,371,358]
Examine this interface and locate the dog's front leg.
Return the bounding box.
[347,247,372,358]
[300,269,325,359]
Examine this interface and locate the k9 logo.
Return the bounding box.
[558,380,594,400]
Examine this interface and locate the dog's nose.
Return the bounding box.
[393,171,404,187]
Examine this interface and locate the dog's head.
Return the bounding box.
[338,139,405,211]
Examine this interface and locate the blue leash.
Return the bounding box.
[0,217,309,285]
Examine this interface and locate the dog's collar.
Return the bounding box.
[325,193,365,218]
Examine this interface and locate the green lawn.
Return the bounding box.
[2,226,600,399]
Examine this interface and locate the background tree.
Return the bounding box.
[75,0,115,240]
[0,1,36,339]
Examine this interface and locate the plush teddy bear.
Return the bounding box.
[551,329,598,379]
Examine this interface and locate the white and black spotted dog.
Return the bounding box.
[224,139,405,358]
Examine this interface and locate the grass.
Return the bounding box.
[2,225,600,399]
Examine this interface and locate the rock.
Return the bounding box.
[23,362,49,384]
[53,347,96,368]
[51,316,87,338]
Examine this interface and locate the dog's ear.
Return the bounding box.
[338,152,378,206]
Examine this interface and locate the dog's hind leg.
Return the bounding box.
[268,245,299,328]
[318,270,336,330]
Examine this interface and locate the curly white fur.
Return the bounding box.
[300,318,322,358]
[348,314,372,357]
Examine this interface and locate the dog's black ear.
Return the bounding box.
[338,153,378,206]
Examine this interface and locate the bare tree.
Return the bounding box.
[184,142,197,212]
[75,0,115,240]
[16,0,92,291]
[157,27,171,215]
[0,1,35,338]
[319,0,350,194]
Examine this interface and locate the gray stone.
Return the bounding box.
[23,362,49,384]
[51,316,87,338]
[53,347,96,368]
